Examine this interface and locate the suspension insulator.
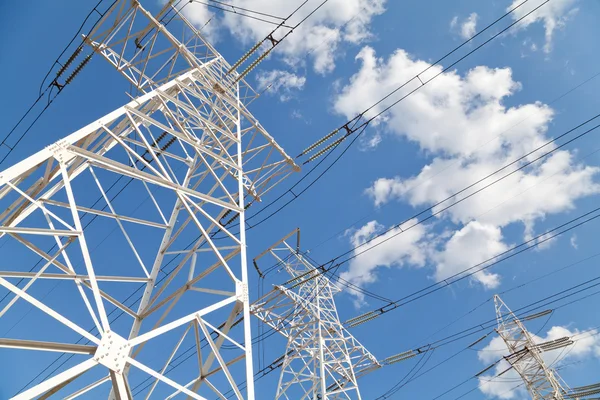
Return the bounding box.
[228,40,264,74]
[151,131,168,148]
[235,49,272,83]
[64,54,92,85]
[160,137,177,152]
[304,135,349,165]
[298,128,341,158]
[56,47,83,78]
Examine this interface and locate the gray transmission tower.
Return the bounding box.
[0,1,297,399]
[251,230,381,399]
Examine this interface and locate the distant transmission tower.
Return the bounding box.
[494,295,572,400]
[0,1,297,399]
[252,229,381,399]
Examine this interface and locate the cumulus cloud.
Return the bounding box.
[478,325,600,399]
[339,220,510,305]
[255,69,306,101]
[179,1,218,41]
[508,0,578,53]
[432,222,507,289]
[182,0,386,74]
[339,219,430,306]
[451,13,478,40]
[335,46,599,298]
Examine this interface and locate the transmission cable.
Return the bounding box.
[0,0,118,166]
[266,112,600,322]
[191,0,293,28]
[216,0,541,233]
[341,203,600,328]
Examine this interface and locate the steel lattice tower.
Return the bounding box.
[0,1,298,399]
[494,295,571,400]
[251,230,381,399]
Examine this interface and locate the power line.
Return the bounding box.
[268,112,600,324]
[191,0,294,28]
[217,0,543,234]
[342,203,600,327]
[133,270,600,399]
[306,65,600,255]
[0,0,117,166]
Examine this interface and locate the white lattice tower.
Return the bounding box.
[251,230,380,399]
[494,295,570,400]
[0,1,298,399]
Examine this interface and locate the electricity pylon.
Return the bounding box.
[0,1,297,399]
[251,229,381,399]
[494,295,571,399]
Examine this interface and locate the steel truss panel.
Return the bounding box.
[85,0,258,104]
[494,295,571,400]
[251,230,381,399]
[0,65,296,399]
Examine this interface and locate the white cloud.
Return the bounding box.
[570,234,578,249]
[478,326,600,399]
[255,69,306,101]
[184,0,386,74]
[335,46,600,296]
[508,0,578,53]
[451,13,478,40]
[179,1,218,41]
[340,220,510,305]
[339,219,430,306]
[432,222,506,289]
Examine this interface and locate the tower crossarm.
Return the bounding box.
[251,285,381,372]
[494,295,571,400]
[83,0,299,201]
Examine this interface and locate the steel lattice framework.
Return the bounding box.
[251,230,381,399]
[494,295,571,400]
[0,1,298,399]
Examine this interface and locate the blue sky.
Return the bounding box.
[1,0,600,398]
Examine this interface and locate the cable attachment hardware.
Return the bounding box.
[141,131,168,163]
[266,34,279,47]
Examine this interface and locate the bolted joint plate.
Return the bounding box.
[93,331,130,374]
[47,140,76,165]
[236,280,249,303]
